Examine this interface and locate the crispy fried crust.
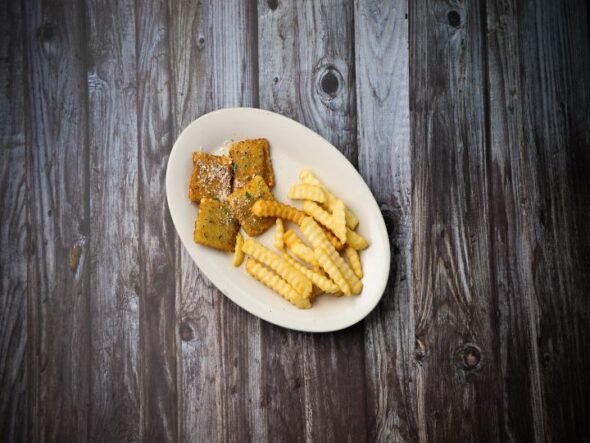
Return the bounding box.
[189,152,233,202]
[229,138,275,189]
[194,198,239,252]
[227,176,275,237]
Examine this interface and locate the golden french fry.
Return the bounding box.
[233,232,245,267]
[251,200,305,224]
[331,199,346,243]
[283,254,340,294]
[298,216,334,253]
[313,247,350,295]
[302,200,346,243]
[299,169,359,229]
[345,246,363,278]
[273,218,284,250]
[346,228,369,250]
[287,184,326,203]
[323,228,345,251]
[327,247,363,294]
[284,229,319,267]
[245,259,311,309]
[242,238,312,297]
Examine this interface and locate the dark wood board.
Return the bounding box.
[0,0,588,441]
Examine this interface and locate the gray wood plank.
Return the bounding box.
[0,1,27,440]
[354,0,417,441]
[486,0,590,440]
[85,0,140,439]
[409,0,502,440]
[23,0,91,440]
[168,1,264,441]
[136,0,177,440]
[258,1,367,440]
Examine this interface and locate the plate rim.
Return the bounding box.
[166,107,390,333]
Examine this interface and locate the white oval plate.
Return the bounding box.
[166,108,390,332]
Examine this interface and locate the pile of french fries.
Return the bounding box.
[233,169,369,309]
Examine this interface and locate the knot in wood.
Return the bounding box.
[179,320,194,342]
[267,0,279,11]
[38,22,57,42]
[460,344,481,370]
[447,11,461,28]
[415,338,426,361]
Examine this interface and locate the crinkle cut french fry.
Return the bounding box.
[287,184,326,203]
[273,218,285,250]
[283,229,318,267]
[283,253,340,294]
[324,245,363,295]
[323,228,345,251]
[242,238,312,297]
[346,228,369,250]
[313,247,350,295]
[331,199,347,243]
[345,246,363,278]
[233,232,245,267]
[299,217,362,294]
[251,200,305,224]
[302,201,346,243]
[246,259,311,309]
[298,216,335,254]
[299,169,359,229]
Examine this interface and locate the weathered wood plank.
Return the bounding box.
[85,0,140,439]
[354,0,417,441]
[23,0,91,440]
[136,0,177,441]
[168,1,264,441]
[0,1,27,440]
[409,0,502,440]
[258,1,367,440]
[486,0,590,440]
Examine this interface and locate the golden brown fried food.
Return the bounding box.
[188,152,233,202]
[227,176,275,237]
[229,138,274,189]
[194,198,239,252]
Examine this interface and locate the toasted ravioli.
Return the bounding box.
[229,138,274,189]
[227,176,275,237]
[188,152,233,202]
[194,198,239,252]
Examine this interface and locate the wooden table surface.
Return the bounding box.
[1,0,589,441]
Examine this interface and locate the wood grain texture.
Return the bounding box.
[0,1,27,440]
[486,0,590,440]
[258,1,367,441]
[23,0,91,440]
[409,0,502,440]
[85,0,140,439]
[136,0,177,441]
[168,0,264,441]
[354,0,417,441]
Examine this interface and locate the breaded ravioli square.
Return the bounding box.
[188,152,233,202]
[227,176,275,237]
[194,198,239,252]
[229,138,274,189]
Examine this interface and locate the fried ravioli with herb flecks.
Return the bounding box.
[229,138,274,189]
[227,175,275,237]
[188,152,233,202]
[194,198,239,252]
